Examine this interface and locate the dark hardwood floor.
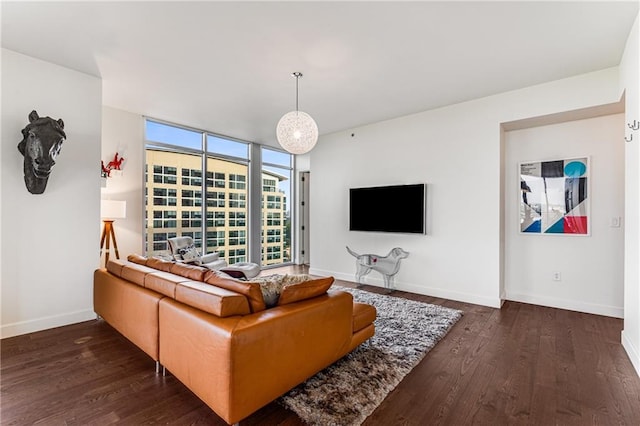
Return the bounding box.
[2,265,640,425]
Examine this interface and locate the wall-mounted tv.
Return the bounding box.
[349,183,426,234]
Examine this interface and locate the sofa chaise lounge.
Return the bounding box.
[93,254,376,425]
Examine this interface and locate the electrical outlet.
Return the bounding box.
[553,272,561,281]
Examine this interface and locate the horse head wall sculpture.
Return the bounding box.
[17,110,66,194]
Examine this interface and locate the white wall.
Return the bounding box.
[504,114,625,317]
[621,14,640,374]
[309,68,622,309]
[1,49,102,338]
[101,106,145,258]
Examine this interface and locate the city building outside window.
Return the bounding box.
[144,119,293,267]
[261,147,292,264]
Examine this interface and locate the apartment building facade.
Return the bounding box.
[145,149,289,266]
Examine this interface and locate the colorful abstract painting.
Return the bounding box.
[519,157,589,235]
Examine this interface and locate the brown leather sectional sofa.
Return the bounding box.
[93,255,376,425]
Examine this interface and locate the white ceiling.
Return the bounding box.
[2,1,638,147]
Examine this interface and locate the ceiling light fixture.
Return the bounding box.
[276,72,318,155]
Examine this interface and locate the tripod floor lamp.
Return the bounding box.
[100,199,126,266]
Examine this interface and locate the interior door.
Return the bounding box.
[301,171,310,265]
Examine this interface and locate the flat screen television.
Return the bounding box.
[349,183,426,234]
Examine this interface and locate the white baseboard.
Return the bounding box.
[505,292,623,318]
[622,330,640,377]
[1,309,97,339]
[309,268,502,308]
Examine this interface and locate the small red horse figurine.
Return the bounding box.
[101,153,125,177]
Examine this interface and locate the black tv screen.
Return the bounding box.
[349,184,426,234]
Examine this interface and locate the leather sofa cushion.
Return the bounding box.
[106,259,126,276]
[352,302,377,333]
[145,271,191,298]
[171,262,208,282]
[204,271,266,313]
[127,253,148,265]
[176,281,251,317]
[277,276,334,306]
[146,257,175,272]
[121,263,158,287]
[349,323,375,353]
[137,255,208,282]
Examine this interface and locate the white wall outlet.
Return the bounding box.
[610,217,622,228]
[553,272,562,281]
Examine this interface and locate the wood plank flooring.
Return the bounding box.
[2,266,640,425]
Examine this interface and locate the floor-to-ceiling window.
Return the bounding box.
[205,134,250,264]
[144,119,293,267]
[145,122,203,254]
[261,147,292,265]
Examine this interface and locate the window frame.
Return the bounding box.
[143,118,295,268]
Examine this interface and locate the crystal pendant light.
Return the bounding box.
[276,72,318,154]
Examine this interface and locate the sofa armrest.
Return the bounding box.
[201,252,228,270]
[201,252,220,263]
[202,259,228,270]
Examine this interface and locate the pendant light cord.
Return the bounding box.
[292,71,303,113]
[296,75,299,112]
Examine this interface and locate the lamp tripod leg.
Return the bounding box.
[99,223,108,258]
[109,224,120,259]
[100,220,115,265]
[104,222,111,265]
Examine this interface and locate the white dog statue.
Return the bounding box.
[346,246,409,293]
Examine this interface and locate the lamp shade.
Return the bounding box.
[101,199,126,220]
[276,110,318,155]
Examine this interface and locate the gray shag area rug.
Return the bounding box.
[278,285,463,426]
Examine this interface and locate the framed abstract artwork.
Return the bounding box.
[519,157,589,235]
